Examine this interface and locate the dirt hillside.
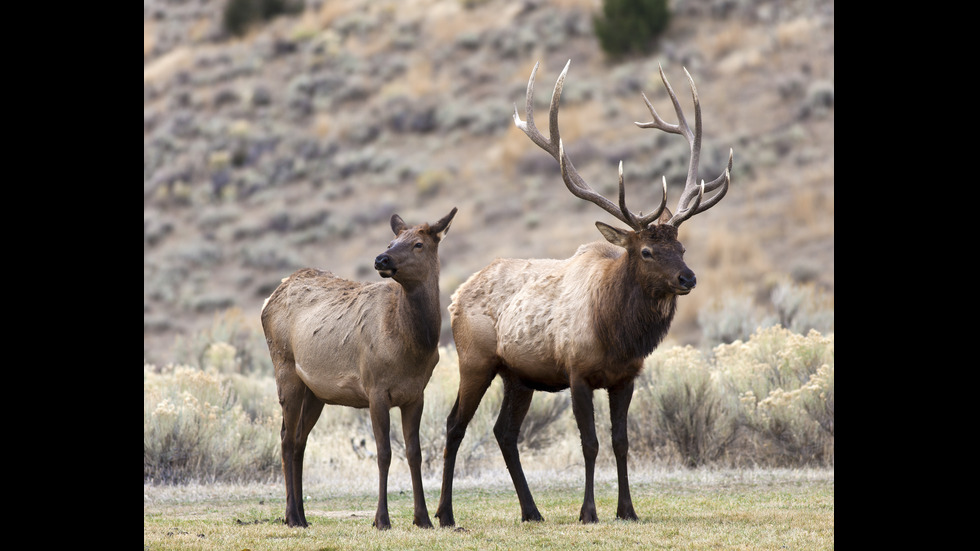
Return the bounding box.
[143,0,834,365]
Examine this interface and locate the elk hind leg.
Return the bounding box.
[494,374,543,522]
[279,379,324,528]
[369,392,393,530]
[435,358,497,527]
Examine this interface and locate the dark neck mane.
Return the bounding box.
[592,257,677,363]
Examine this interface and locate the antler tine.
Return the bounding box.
[670,149,733,226]
[513,62,556,155]
[516,60,659,231]
[636,64,731,228]
[635,66,691,140]
[547,63,566,157]
[616,162,639,229]
[618,166,667,230]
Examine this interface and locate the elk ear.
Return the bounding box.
[657,207,673,225]
[595,221,630,248]
[430,207,458,240]
[391,214,408,235]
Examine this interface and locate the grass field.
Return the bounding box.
[144,467,833,550]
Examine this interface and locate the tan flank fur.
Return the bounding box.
[262,207,457,529]
[435,61,733,526]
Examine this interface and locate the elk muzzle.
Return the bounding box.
[375,253,396,278]
[675,268,696,295]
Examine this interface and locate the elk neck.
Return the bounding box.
[592,252,677,363]
[388,275,442,352]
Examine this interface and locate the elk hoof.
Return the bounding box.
[522,511,544,522]
[415,516,434,529]
[435,509,455,528]
[618,508,639,521]
[372,517,391,530]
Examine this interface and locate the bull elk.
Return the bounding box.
[261,207,457,529]
[434,61,732,526]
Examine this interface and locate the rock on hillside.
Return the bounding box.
[144,0,834,365]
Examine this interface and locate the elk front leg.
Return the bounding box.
[369,393,393,530]
[400,399,433,528]
[608,381,638,521]
[494,375,543,522]
[570,377,599,523]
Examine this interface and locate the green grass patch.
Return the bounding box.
[144,469,833,550]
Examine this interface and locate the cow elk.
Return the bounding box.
[434,61,732,526]
[262,207,457,529]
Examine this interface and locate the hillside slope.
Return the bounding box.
[143,0,834,364]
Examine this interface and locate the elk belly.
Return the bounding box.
[294,360,369,407]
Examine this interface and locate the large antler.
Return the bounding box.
[513,60,732,230]
[636,64,733,227]
[513,60,663,231]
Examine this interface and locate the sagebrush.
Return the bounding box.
[143,362,280,483]
[144,324,833,484]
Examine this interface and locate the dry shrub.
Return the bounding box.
[768,277,834,335]
[715,326,834,466]
[677,224,773,344]
[704,24,746,61]
[412,346,570,474]
[379,55,452,100]
[789,164,835,238]
[423,0,507,44]
[629,326,834,468]
[697,223,771,280]
[697,291,775,348]
[490,125,535,181]
[171,308,272,376]
[313,0,360,28]
[698,277,833,348]
[145,323,834,486]
[518,391,572,451]
[547,99,601,144]
[143,363,280,484]
[630,346,737,467]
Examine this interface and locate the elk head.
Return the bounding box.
[513,60,732,298]
[595,216,695,296]
[374,207,457,286]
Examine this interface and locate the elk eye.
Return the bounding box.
[414,242,423,249]
[641,248,653,259]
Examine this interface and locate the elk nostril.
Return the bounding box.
[679,272,697,289]
[375,254,391,269]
